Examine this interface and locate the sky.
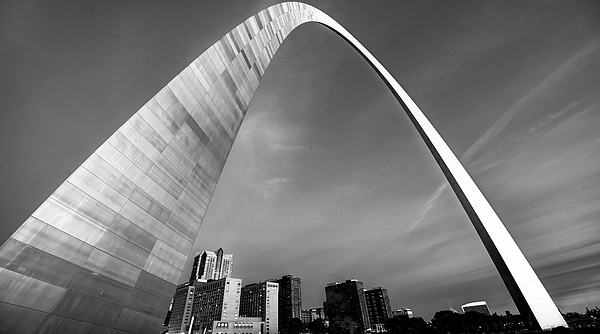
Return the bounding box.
[1,0,600,321]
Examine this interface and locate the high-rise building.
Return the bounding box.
[190,248,234,281]
[323,279,371,331]
[461,301,491,316]
[240,281,279,334]
[190,277,243,334]
[219,251,234,279]
[364,287,392,327]
[274,275,302,332]
[302,308,325,323]
[169,282,196,334]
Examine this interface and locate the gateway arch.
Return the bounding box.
[0,2,566,333]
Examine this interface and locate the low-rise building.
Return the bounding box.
[461,301,491,316]
[392,308,413,318]
[211,317,264,334]
[302,308,325,323]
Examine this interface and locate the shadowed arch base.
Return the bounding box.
[0,2,566,332]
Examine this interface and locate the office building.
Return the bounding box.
[190,248,234,281]
[323,279,370,331]
[461,301,491,316]
[364,287,392,327]
[240,281,279,334]
[190,277,242,334]
[169,282,196,334]
[275,275,303,331]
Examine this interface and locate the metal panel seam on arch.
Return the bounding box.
[0,2,567,333]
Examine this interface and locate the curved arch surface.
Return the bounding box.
[0,2,566,332]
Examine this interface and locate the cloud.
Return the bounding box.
[468,99,592,173]
[463,36,600,165]
[398,182,448,244]
[405,36,600,234]
[254,176,292,198]
[269,143,310,153]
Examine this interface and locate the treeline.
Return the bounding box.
[300,310,591,334]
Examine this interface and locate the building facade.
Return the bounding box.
[169,282,196,334]
[275,275,302,332]
[219,252,234,279]
[240,281,279,334]
[190,277,242,334]
[190,248,234,281]
[364,287,392,327]
[323,279,370,331]
[302,308,325,323]
[211,317,264,334]
[461,301,491,316]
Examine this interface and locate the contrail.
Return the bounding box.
[462,36,600,165]
[401,36,600,240]
[400,182,447,242]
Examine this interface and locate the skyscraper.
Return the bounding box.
[323,279,371,331]
[240,281,279,334]
[364,287,392,327]
[275,275,302,332]
[219,251,234,279]
[190,248,234,281]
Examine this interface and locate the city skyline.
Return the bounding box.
[1,0,600,323]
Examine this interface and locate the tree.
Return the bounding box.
[431,310,466,333]
[386,316,434,334]
[404,317,435,334]
[306,319,327,334]
[330,321,350,334]
[463,311,498,332]
[385,317,403,334]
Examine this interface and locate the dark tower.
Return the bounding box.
[365,287,392,326]
[276,275,303,332]
[323,279,371,331]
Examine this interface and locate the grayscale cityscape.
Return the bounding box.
[0,1,599,334]
[163,248,600,334]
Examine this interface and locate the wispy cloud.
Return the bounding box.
[404,36,600,236]
[469,99,590,173]
[462,36,600,165]
[254,176,292,198]
[398,182,447,244]
[269,143,310,153]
